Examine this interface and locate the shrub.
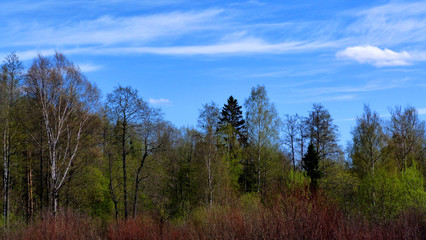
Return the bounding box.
[17,210,102,240]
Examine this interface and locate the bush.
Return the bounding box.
[357,164,425,221]
[16,210,102,240]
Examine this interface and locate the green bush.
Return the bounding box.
[356,163,425,221]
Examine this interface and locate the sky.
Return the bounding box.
[1,0,426,147]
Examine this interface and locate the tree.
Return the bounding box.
[350,105,387,176]
[302,143,321,190]
[106,85,146,219]
[132,107,171,218]
[306,103,342,176]
[282,114,300,170]
[219,96,247,146]
[165,127,201,217]
[244,85,280,194]
[387,106,425,171]
[198,102,221,206]
[218,96,245,191]
[1,52,24,225]
[26,52,99,215]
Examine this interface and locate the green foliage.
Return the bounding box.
[320,163,359,214]
[398,162,426,210]
[239,192,261,214]
[356,163,425,221]
[77,166,113,218]
[287,169,310,190]
[349,105,387,177]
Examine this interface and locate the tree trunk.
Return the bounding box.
[108,152,119,220]
[122,121,128,219]
[3,121,10,227]
[26,147,34,224]
[257,143,261,194]
[133,148,148,218]
[39,128,44,212]
[132,175,140,218]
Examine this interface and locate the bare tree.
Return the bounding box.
[388,106,425,171]
[296,116,309,167]
[132,107,171,218]
[306,103,342,176]
[282,114,299,170]
[26,52,99,215]
[106,85,146,219]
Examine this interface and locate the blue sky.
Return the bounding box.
[1,0,426,146]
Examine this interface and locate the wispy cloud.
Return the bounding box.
[287,78,406,103]
[0,49,56,61]
[295,79,401,96]
[9,39,333,59]
[4,0,426,64]
[346,2,426,46]
[336,45,413,67]
[148,98,171,105]
[2,9,223,47]
[78,63,104,72]
[286,94,357,103]
[93,39,332,55]
[418,108,426,115]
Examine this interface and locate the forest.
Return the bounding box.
[0,52,424,239]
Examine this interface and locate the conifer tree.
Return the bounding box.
[218,96,246,191]
[219,96,247,146]
[302,143,321,190]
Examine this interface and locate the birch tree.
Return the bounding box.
[244,85,280,194]
[198,102,220,206]
[25,52,99,215]
[350,105,387,176]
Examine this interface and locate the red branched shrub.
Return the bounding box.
[10,189,425,240]
[107,215,191,240]
[18,210,101,240]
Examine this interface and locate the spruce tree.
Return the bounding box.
[219,96,247,191]
[302,143,321,190]
[219,96,247,145]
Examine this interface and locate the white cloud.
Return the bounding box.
[78,63,103,72]
[7,49,56,61]
[101,39,333,55]
[336,45,412,67]
[296,79,401,96]
[2,9,223,47]
[99,39,305,55]
[418,108,426,115]
[346,2,426,46]
[148,98,171,105]
[10,39,332,59]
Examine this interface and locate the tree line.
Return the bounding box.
[0,52,424,227]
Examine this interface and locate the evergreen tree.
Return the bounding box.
[302,143,321,190]
[219,96,247,145]
[218,96,246,191]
